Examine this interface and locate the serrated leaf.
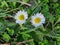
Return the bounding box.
[3,33,11,42]
[6,28,14,36]
[22,33,31,40]
[1,1,8,7]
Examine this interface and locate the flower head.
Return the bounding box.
[31,13,45,27]
[14,10,28,24]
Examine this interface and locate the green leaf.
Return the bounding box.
[35,31,44,41]
[55,15,60,25]
[55,9,60,15]
[3,33,11,42]
[9,2,16,8]
[56,15,60,23]
[6,22,16,27]
[12,2,16,8]
[49,15,55,24]
[55,26,60,30]
[0,13,12,17]
[22,0,30,2]
[0,22,6,34]
[30,31,43,42]
[1,1,8,7]
[53,3,59,9]
[22,33,31,40]
[56,36,60,45]
[0,13,7,17]
[28,41,35,45]
[6,28,14,36]
[44,0,49,3]
[43,39,49,45]
[39,25,46,31]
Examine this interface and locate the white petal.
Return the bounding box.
[31,13,45,27]
[14,10,28,24]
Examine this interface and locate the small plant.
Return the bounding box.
[0,0,60,45]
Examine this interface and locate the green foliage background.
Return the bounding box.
[0,0,60,45]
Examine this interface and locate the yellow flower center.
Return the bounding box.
[18,14,24,20]
[34,17,41,23]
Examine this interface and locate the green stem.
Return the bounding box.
[20,24,24,30]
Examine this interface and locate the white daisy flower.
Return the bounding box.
[14,10,28,24]
[31,13,45,27]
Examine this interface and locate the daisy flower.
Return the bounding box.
[31,13,45,27]
[14,10,28,24]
